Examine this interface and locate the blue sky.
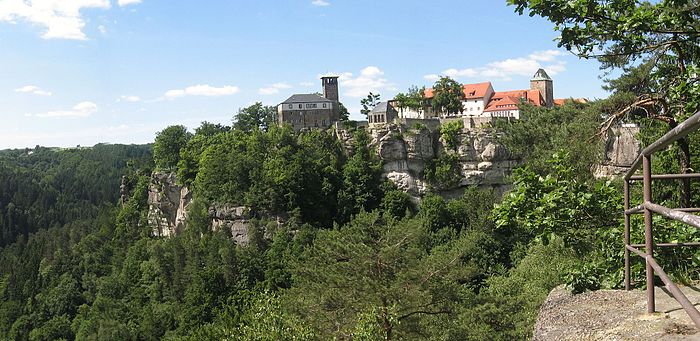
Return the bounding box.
[0,0,610,149]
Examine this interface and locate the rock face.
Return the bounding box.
[366,124,519,198]
[209,204,251,246]
[147,172,254,244]
[148,172,192,237]
[594,125,641,178]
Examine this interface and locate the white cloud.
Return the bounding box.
[164,84,240,99]
[529,50,563,62]
[117,95,140,102]
[311,0,330,6]
[299,81,315,87]
[27,101,98,118]
[424,50,567,82]
[0,0,111,40]
[258,82,292,95]
[117,0,142,6]
[97,24,106,34]
[424,74,440,82]
[328,66,394,98]
[443,68,478,78]
[14,85,51,96]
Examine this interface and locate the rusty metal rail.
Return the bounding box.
[624,110,700,329]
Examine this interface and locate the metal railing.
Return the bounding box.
[623,111,700,328]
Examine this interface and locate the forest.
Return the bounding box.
[2,0,700,339]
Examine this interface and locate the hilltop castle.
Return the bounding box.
[368,68,556,126]
[277,76,341,131]
[278,68,578,130]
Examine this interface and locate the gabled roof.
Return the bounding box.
[483,96,520,112]
[483,89,544,112]
[463,82,493,99]
[531,68,552,81]
[281,93,333,104]
[371,101,390,114]
[424,82,493,99]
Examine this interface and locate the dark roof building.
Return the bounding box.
[277,76,341,131]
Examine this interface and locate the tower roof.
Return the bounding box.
[531,68,552,81]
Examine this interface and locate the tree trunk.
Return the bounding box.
[679,138,692,208]
[382,298,392,341]
[675,43,692,208]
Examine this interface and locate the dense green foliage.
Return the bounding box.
[233,102,277,132]
[431,76,465,116]
[394,85,427,112]
[0,144,151,248]
[0,115,586,340]
[153,125,191,170]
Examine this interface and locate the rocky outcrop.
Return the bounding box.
[147,172,256,244]
[147,172,192,237]
[365,124,519,198]
[534,285,699,340]
[449,129,518,188]
[594,125,641,178]
[209,204,252,246]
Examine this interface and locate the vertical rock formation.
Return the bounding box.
[147,172,191,237]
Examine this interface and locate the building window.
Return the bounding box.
[299,104,302,109]
[288,104,293,109]
[323,103,327,108]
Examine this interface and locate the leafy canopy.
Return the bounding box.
[431,76,465,116]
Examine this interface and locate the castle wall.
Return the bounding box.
[280,109,334,131]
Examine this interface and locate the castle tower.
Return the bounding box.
[321,76,339,102]
[530,68,554,108]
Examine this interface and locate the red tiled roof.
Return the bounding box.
[424,82,493,99]
[484,89,544,112]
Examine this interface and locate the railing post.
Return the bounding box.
[643,154,655,313]
[624,179,631,291]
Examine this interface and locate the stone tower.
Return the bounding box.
[321,76,339,102]
[530,68,554,108]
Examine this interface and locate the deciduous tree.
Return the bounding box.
[431,76,465,116]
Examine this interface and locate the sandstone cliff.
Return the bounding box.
[147,172,191,237]
[147,172,254,245]
[338,123,519,198]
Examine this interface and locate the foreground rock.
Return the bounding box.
[535,285,700,340]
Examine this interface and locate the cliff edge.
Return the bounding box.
[534,285,700,340]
